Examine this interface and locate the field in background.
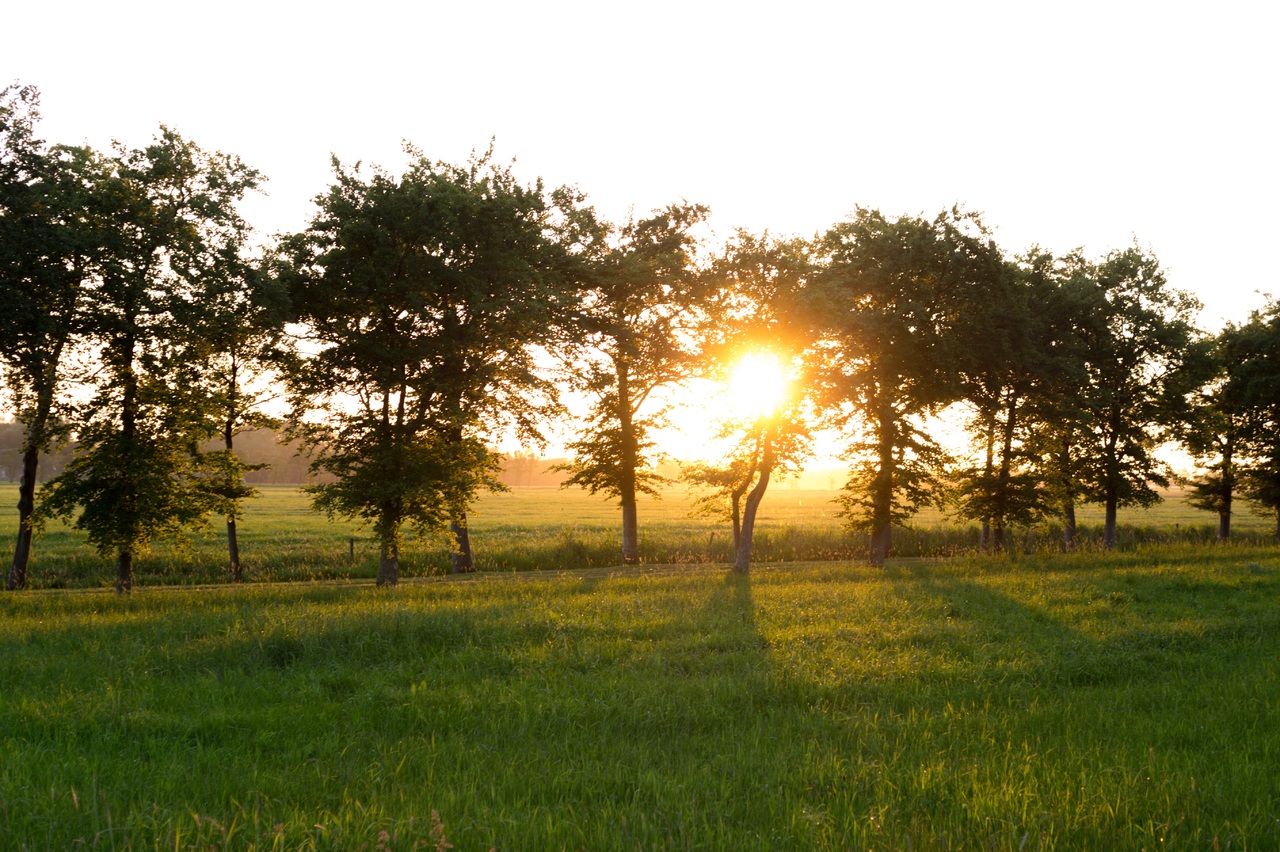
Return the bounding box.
[2,551,1278,848]
[0,483,1276,589]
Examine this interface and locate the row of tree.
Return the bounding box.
[5,84,1280,592]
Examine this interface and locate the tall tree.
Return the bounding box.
[184,250,286,582]
[684,231,814,573]
[1016,251,1106,550]
[556,203,708,565]
[280,147,577,585]
[37,128,264,593]
[1072,246,1200,549]
[1203,304,1280,539]
[948,252,1044,550]
[950,248,1100,550]
[813,207,1005,566]
[2,85,110,589]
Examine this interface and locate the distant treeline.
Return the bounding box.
[0,423,572,487]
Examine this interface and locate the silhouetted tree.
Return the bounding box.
[684,231,814,573]
[1187,304,1280,539]
[814,207,1005,566]
[1071,246,1200,549]
[557,203,708,565]
[37,128,264,593]
[183,250,286,581]
[280,147,578,584]
[2,84,106,589]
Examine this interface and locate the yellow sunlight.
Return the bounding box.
[727,352,789,421]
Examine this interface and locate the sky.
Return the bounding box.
[5,0,1278,462]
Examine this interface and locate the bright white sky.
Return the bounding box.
[6,0,1277,464]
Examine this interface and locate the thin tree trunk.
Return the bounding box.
[7,445,39,591]
[117,329,139,595]
[992,391,1019,553]
[979,409,995,552]
[9,362,62,590]
[450,514,475,573]
[224,418,243,583]
[1103,427,1119,550]
[733,437,774,574]
[377,534,399,586]
[116,550,133,595]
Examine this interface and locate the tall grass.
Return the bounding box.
[2,550,1278,848]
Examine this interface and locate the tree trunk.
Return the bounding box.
[377,534,399,586]
[1218,440,1234,543]
[1103,495,1118,550]
[733,438,774,574]
[116,550,133,595]
[1062,499,1077,551]
[1102,428,1119,550]
[617,366,641,565]
[992,391,1019,554]
[227,517,242,582]
[869,404,894,567]
[620,499,639,565]
[7,445,39,591]
[979,409,995,552]
[118,331,140,593]
[450,514,475,573]
[9,365,62,591]
[224,420,243,583]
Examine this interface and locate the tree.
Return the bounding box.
[1199,304,1280,539]
[183,250,286,582]
[684,231,814,573]
[813,207,1006,566]
[1016,251,1106,550]
[556,203,708,564]
[1,84,105,589]
[1072,246,1200,549]
[280,147,577,585]
[37,128,264,593]
[950,248,1102,551]
[948,251,1047,550]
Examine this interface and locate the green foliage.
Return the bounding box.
[30,126,264,590]
[1077,247,1200,515]
[814,207,1004,561]
[280,146,578,580]
[556,202,709,562]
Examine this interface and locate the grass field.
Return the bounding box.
[2,550,1279,848]
[1,483,1277,590]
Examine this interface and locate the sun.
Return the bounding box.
[727,352,789,420]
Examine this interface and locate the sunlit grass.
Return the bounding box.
[1,483,1277,589]
[2,552,1278,847]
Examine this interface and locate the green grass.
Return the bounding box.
[2,483,1276,590]
[2,550,1279,848]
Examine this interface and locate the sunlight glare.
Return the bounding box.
[727,352,789,420]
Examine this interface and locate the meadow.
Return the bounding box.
[1,482,1274,589]
[3,485,1279,848]
[2,550,1279,848]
